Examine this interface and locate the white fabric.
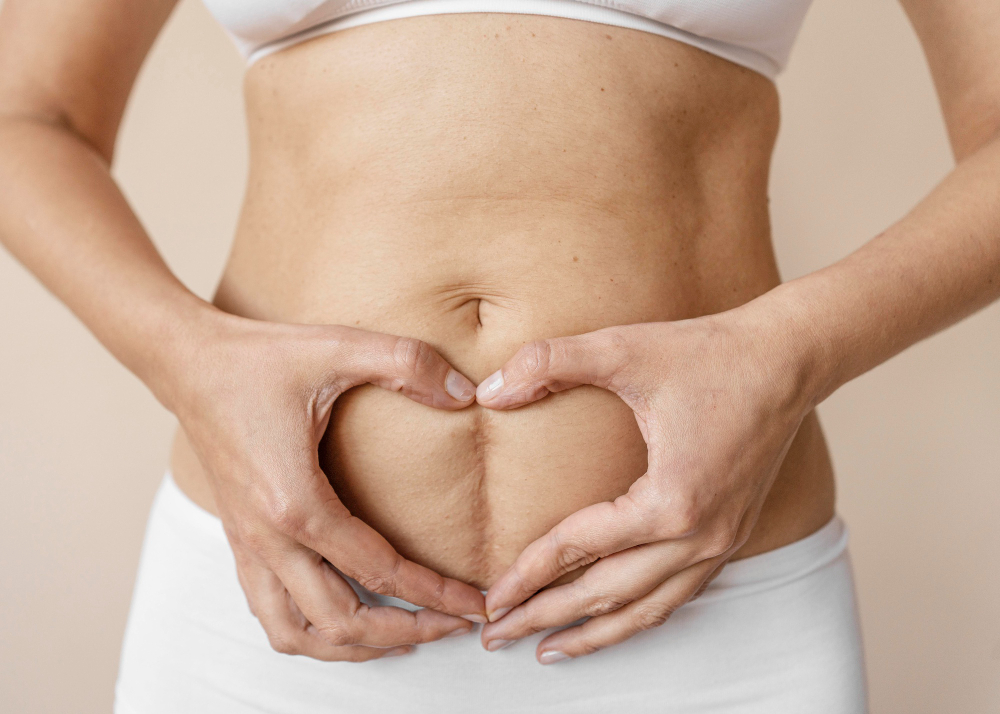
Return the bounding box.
[199,0,815,78]
[115,473,867,712]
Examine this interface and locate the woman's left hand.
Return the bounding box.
[475,302,822,663]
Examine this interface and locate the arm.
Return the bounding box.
[0,0,203,391]
[0,0,486,661]
[780,0,1000,405]
[473,0,1000,663]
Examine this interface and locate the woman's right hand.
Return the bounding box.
[161,309,487,661]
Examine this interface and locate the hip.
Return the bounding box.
[116,471,866,714]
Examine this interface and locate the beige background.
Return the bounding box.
[1,0,998,711]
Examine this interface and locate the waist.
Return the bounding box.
[122,472,862,714]
[170,14,834,589]
[210,210,796,588]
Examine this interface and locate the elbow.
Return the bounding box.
[0,95,118,165]
[948,110,1000,164]
[50,109,118,166]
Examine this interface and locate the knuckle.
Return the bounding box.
[391,337,433,381]
[357,574,391,595]
[703,526,739,559]
[316,619,355,647]
[583,594,629,618]
[267,632,300,656]
[658,496,701,539]
[518,340,553,379]
[266,498,309,539]
[550,531,597,572]
[633,604,672,631]
[356,568,400,599]
[422,574,447,610]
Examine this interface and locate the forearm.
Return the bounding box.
[0,114,219,408]
[757,130,1000,408]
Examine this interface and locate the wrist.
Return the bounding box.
[727,281,840,416]
[132,295,246,415]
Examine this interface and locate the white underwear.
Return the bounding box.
[115,473,868,713]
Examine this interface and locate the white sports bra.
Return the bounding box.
[201,0,815,79]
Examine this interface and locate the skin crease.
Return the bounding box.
[0,0,999,671]
[173,15,838,590]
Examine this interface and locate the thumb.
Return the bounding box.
[335,329,476,410]
[476,329,631,409]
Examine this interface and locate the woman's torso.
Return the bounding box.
[171,13,835,590]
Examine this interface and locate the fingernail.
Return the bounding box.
[487,606,511,622]
[539,650,569,665]
[383,646,411,658]
[461,613,488,624]
[476,370,504,402]
[486,639,514,652]
[446,369,476,401]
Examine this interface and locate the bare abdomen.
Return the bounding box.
[324,379,647,588]
[172,13,834,590]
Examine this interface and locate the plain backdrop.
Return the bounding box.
[1,0,998,711]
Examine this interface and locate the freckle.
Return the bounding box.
[600,87,605,92]
[355,320,360,325]
[573,256,579,262]
[605,34,612,40]
[531,33,536,37]
[495,33,499,38]
[610,278,614,282]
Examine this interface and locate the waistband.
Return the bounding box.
[155,470,847,602]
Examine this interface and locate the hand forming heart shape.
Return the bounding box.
[474,300,820,664]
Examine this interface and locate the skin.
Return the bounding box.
[174,13,833,589]
[0,0,490,662]
[478,1,1000,662]
[0,0,997,674]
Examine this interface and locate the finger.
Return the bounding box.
[475,329,632,409]
[335,329,476,409]
[485,493,653,620]
[238,550,414,662]
[690,559,727,602]
[276,547,477,649]
[534,559,721,664]
[291,493,487,622]
[482,537,696,647]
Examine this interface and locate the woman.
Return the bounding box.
[0,0,997,711]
